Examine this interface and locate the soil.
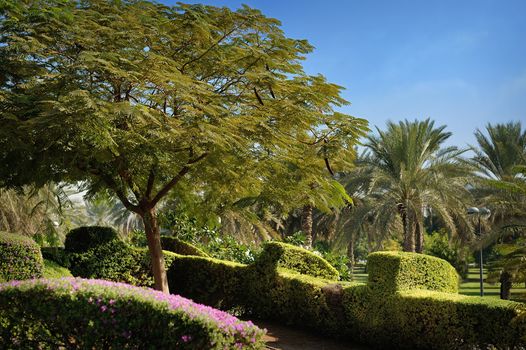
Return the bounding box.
[254,321,370,350]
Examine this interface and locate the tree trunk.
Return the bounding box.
[500,270,512,300]
[302,205,313,248]
[142,207,169,293]
[347,232,355,274]
[415,221,424,253]
[399,204,415,252]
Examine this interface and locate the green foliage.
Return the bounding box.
[257,241,339,280]
[160,236,209,257]
[69,240,177,288]
[205,235,260,264]
[64,226,119,254]
[343,286,526,349]
[313,241,352,281]
[42,259,72,278]
[167,251,526,348]
[424,230,470,278]
[40,247,69,267]
[0,232,43,282]
[0,278,265,349]
[367,251,459,293]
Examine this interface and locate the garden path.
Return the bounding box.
[255,321,370,350]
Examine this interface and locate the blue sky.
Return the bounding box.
[166,0,526,148]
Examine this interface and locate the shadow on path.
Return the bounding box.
[254,321,370,350]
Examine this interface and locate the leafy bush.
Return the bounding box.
[424,230,470,278]
[64,226,119,254]
[205,235,260,264]
[367,251,459,293]
[0,278,265,349]
[161,236,209,257]
[343,285,526,349]
[256,241,339,280]
[313,241,352,281]
[40,246,69,267]
[0,232,43,282]
[69,240,177,288]
[167,251,526,349]
[43,259,72,278]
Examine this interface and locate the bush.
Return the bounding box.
[367,251,459,293]
[0,232,43,282]
[43,260,72,278]
[343,285,526,349]
[69,240,177,288]
[64,226,119,254]
[0,278,265,349]
[167,250,526,349]
[256,241,339,280]
[41,247,69,267]
[161,236,209,257]
[424,230,470,278]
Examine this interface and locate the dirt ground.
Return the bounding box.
[254,321,370,350]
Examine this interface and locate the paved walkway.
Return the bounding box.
[254,321,370,350]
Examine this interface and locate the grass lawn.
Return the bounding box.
[352,265,526,302]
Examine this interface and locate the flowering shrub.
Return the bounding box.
[0,278,265,349]
[0,231,43,282]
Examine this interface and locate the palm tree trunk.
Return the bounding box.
[302,205,313,248]
[400,204,415,252]
[142,207,169,293]
[347,232,355,274]
[415,221,424,253]
[500,270,512,300]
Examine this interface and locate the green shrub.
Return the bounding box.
[161,236,209,257]
[343,285,526,349]
[41,247,69,267]
[367,251,459,293]
[64,226,119,254]
[256,241,339,280]
[43,259,72,278]
[69,240,177,287]
[0,278,265,349]
[0,232,43,282]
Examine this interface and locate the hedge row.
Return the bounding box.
[43,260,72,279]
[0,231,43,282]
[257,241,340,280]
[343,286,526,349]
[160,236,209,257]
[167,251,526,349]
[0,278,265,349]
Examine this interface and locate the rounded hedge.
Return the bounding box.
[0,231,43,282]
[256,241,339,280]
[161,236,209,257]
[0,278,266,349]
[64,226,119,254]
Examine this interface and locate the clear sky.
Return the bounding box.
[166,0,526,148]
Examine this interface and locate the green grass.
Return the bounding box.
[351,264,526,302]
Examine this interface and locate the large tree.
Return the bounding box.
[0,0,367,292]
[349,119,472,253]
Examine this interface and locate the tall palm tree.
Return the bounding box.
[349,119,472,253]
[471,122,526,299]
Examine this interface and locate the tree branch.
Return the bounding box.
[151,152,209,207]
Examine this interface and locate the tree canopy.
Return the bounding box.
[0,0,368,292]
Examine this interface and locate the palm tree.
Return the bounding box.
[348,119,472,253]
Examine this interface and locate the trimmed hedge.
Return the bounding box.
[69,239,177,288]
[161,236,209,257]
[0,232,43,282]
[367,251,459,293]
[43,260,72,278]
[167,251,526,349]
[257,241,339,280]
[343,285,526,349]
[41,247,69,267]
[0,278,265,349]
[64,226,119,254]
